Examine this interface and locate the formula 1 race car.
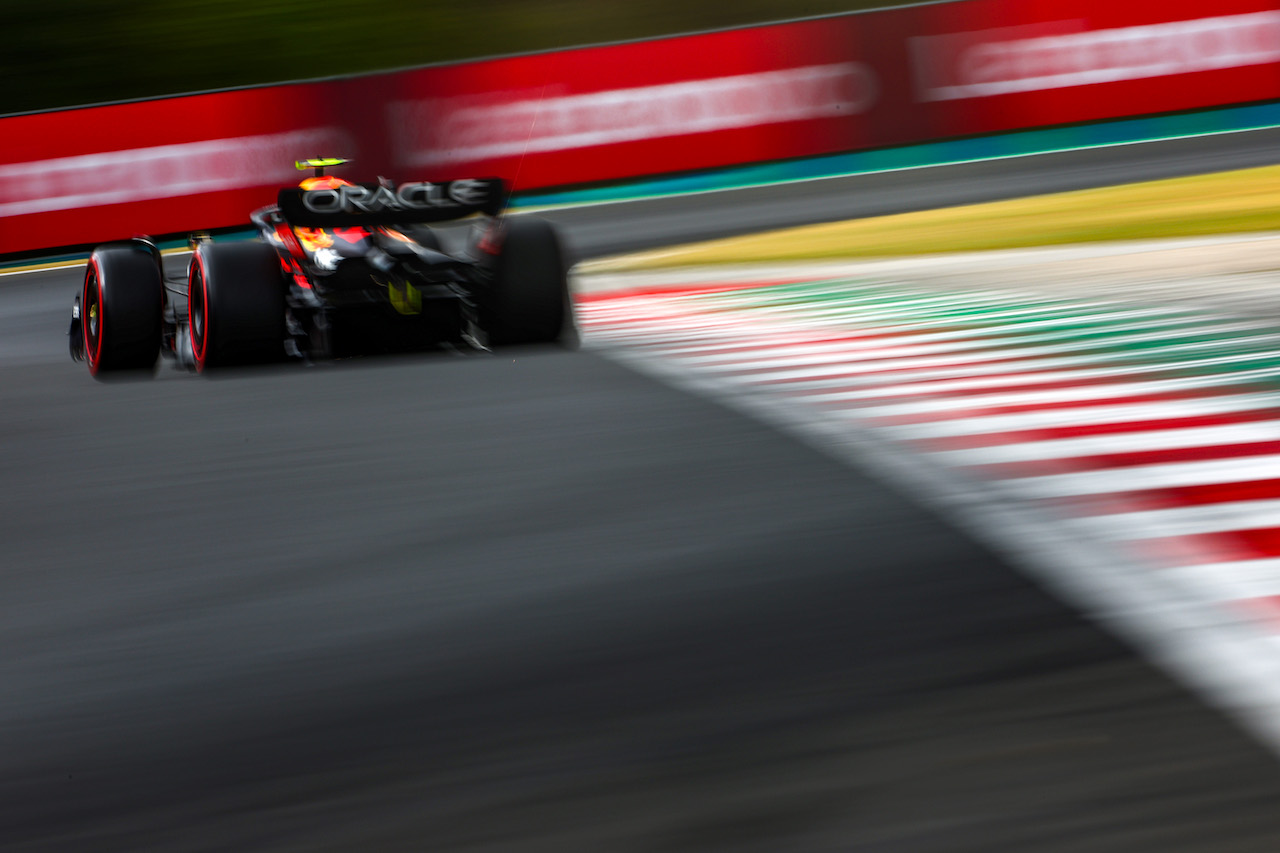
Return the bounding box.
[69,158,573,376]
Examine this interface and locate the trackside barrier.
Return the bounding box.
[2,0,1279,255]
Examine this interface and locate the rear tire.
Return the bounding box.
[82,243,163,378]
[482,217,572,347]
[189,241,286,372]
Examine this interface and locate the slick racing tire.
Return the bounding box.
[189,241,286,372]
[82,243,163,378]
[483,217,573,347]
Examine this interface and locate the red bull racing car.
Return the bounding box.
[69,158,573,376]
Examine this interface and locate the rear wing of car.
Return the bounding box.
[277,178,506,226]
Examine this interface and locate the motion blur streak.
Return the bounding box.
[0,129,349,217]
[397,64,875,167]
[578,239,1280,751]
[8,0,1280,255]
[5,142,1280,850]
[914,12,1280,101]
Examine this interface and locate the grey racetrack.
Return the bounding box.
[5,131,1280,851]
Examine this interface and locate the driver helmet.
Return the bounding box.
[299,175,353,191]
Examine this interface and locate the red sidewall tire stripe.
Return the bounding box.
[189,256,209,372]
[84,258,104,375]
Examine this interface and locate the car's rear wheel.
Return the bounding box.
[82,243,163,378]
[482,217,573,347]
[189,241,286,372]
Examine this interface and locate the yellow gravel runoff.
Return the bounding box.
[592,163,1280,270]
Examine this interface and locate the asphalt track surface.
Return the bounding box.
[5,132,1280,851]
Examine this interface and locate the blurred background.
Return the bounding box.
[4,0,891,114]
[8,1,1280,851]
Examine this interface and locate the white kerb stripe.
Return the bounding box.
[831,370,1280,418]
[934,422,1280,465]
[1073,499,1280,540]
[880,392,1280,438]
[1166,559,1280,603]
[1001,455,1280,499]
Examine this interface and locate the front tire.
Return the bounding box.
[482,217,572,347]
[82,243,163,378]
[189,241,286,372]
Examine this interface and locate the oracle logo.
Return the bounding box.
[301,180,489,214]
[913,12,1280,101]
[300,175,494,212]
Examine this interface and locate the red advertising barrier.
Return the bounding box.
[892,0,1280,140]
[3,0,1279,255]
